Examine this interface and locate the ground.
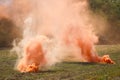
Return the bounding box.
[0,45,120,80]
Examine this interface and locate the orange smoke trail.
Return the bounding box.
[62,26,115,63]
[12,0,115,73]
[16,37,49,72]
[16,33,115,73]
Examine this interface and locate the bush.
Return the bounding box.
[0,18,21,48]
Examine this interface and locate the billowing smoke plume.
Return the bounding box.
[12,0,114,72]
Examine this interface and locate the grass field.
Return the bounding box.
[0,45,120,80]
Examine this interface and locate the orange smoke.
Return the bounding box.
[101,55,115,64]
[61,26,115,63]
[16,33,115,73]
[12,0,115,73]
[0,6,9,19]
[17,39,46,72]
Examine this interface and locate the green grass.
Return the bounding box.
[0,45,120,80]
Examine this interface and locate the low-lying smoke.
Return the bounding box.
[12,0,115,72]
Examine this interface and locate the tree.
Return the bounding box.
[0,18,21,47]
[89,0,120,44]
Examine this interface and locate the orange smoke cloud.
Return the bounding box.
[16,34,115,73]
[12,0,115,73]
[16,38,46,72]
[61,26,115,63]
[0,6,9,19]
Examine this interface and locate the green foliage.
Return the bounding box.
[89,0,120,44]
[89,0,120,20]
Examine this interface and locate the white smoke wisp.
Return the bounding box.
[11,0,115,72]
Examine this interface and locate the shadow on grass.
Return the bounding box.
[37,70,57,73]
[10,70,57,78]
[63,62,106,66]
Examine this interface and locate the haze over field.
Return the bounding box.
[0,0,119,79]
[4,0,113,72]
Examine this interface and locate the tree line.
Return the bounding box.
[89,0,120,44]
[0,18,21,48]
